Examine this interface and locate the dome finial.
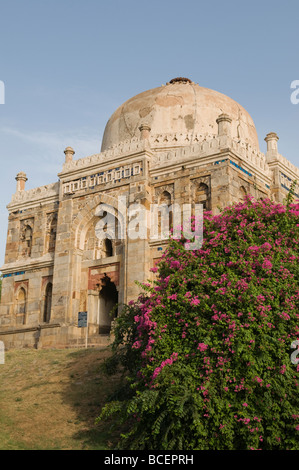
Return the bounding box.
[139,124,151,140]
[15,171,28,192]
[265,132,279,153]
[64,146,75,163]
[216,113,232,137]
[168,77,192,84]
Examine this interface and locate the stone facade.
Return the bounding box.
[0,78,298,349]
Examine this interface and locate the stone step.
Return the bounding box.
[67,334,113,348]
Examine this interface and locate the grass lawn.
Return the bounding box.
[0,346,121,450]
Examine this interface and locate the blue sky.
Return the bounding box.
[0,0,298,264]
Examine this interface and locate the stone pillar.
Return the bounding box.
[264,132,279,152]
[264,132,280,202]
[139,124,151,140]
[216,114,232,137]
[51,198,73,324]
[64,146,75,163]
[15,172,28,192]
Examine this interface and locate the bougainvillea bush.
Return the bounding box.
[98,195,299,450]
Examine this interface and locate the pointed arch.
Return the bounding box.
[72,194,127,251]
[20,224,33,257]
[98,274,119,333]
[43,282,53,323]
[191,179,211,212]
[158,190,173,237]
[46,213,58,253]
[194,182,209,209]
[159,190,172,206]
[239,185,247,202]
[15,286,27,325]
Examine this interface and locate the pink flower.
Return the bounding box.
[150,267,158,273]
[262,259,272,271]
[151,352,178,380]
[197,343,208,352]
[254,376,263,384]
[261,242,272,251]
[167,293,177,301]
[170,260,180,269]
[280,364,286,375]
[190,296,201,306]
[242,402,248,407]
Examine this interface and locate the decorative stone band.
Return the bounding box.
[3,271,25,279]
[61,132,262,174]
[61,138,150,173]
[0,323,61,335]
[8,133,298,210]
[274,154,299,179]
[61,133,268,175]
[62,161,143,195]
[152,135,270,176]
[280,172,299,198]
[0,253,55,276]
[8,182,60,209]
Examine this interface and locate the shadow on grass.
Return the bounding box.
[60,347,123,450]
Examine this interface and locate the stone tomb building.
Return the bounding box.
[0,77,298,349]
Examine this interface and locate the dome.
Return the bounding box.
[101,78,259,152]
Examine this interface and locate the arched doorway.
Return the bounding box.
[98,275,118,334]
[43,283,52,323]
